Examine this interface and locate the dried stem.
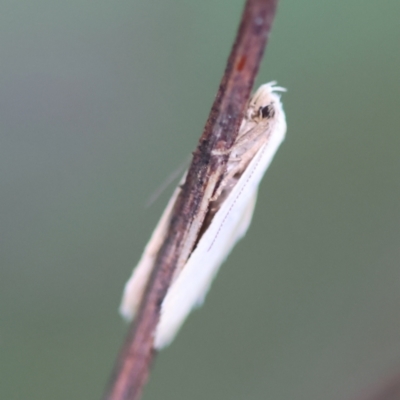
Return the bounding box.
[103,0,279,399]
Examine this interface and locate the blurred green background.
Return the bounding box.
[1,1,400,399]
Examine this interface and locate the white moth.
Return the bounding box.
[120,82,287,349]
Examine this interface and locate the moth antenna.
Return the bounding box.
[145,156,190,207]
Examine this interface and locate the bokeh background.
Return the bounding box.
[1,1,400,399]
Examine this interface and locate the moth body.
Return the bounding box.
[120,82,287,348]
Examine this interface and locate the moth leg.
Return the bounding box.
[211,148,231,156]
[210,143,260,202]
[226,154,243,162]
[233,120,269,148]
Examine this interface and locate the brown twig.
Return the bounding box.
[103,1,279,399]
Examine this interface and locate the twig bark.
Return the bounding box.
[103,1,279,399]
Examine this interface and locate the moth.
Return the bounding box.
[120,82,287,349]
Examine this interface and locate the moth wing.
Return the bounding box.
[213,187,257,264]
[193,189,258,307]
[119,177,184,321]
[154,117,286,348]
[154,189,258,348]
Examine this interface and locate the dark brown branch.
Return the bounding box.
[103,1,279,399]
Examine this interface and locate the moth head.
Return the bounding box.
[247,81,286,122]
